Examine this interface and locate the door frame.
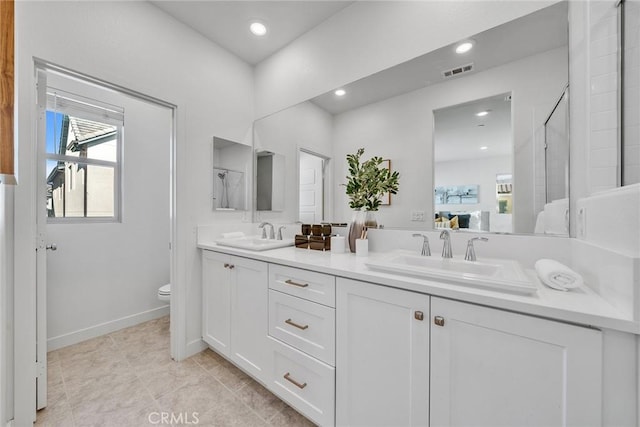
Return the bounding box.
[13,58,181,424]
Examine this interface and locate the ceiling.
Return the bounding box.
[150,1,353,65]
[311,1,568,115]
[433,94,512,163]
[151,1,567,111]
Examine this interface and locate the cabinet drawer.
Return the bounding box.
[268,336,335,427]
[269,290,335,366]
[269,264,335,307]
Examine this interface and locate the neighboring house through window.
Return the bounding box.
[45,89,123,220]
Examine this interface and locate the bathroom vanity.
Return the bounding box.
[198,239,636,426]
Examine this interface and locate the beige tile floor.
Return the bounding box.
[37,316,315,427]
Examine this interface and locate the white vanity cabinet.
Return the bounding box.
[430,297,603,426]
[201,250,269,383]
[266,265,336,427]
[200,247,619,427]
[336,277,430,427]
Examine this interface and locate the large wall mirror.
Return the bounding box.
[253,1,573,235]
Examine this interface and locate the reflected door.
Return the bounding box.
[299,151,324,223]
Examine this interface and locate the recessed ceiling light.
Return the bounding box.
[455,40,474,54]
[480,146,488,150]
[249,21,267,36]
[476,111,489,117]
[334,89,346,97]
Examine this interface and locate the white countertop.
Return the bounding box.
[198,241,639,334]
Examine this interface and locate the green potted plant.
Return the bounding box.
[343,148,400,252]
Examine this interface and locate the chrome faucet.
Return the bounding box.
[412,233,431,256]
[259,222,275,239]
[277,225,286,240]
[464,237,488,261]
[440,229,453,258]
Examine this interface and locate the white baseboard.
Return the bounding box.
[47,305,170,351]
[185,338,207,359]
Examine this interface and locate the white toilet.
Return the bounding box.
[158,284,171,303]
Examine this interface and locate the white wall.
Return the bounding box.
[332,47,567,233]
[435,156,512,233]
[253,101,333,223]
[254,1,556,118]
[13,1,254,422]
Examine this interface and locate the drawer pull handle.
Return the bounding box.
[285,319,309,330]
[285,279,309,288]
[284,372,307,389]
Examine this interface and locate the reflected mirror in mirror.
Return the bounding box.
[213,136,251,211]
[256,150,285,211]
[434,93,513,233]
[253,1,569,235]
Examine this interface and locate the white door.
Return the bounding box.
[430,297,602,426]
[336,277,430,427]
[202,250,231,356]
[299,151,324,223]
[36,70,171,409]
[230,256,269,383]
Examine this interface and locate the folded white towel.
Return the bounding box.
[221,231,245,239]
[534,259,584,291]
[543,199,569,235]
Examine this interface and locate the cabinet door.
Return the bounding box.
[336,278,430,427]
[202,251,231,357]
[430,297,602,427]
[230,256,269,383]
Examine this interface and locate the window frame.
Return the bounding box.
[45,90,124,223]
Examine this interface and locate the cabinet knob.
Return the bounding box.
[434,316,445,327]
[414,311,424,321]
[224,263,229,268]
[228,264,235,269]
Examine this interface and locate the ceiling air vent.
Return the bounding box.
[442,63,474,79]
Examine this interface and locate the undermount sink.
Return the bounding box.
[215,235,293,251]
[365,250,537,295]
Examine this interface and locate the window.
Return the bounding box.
[45,89,123,221]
